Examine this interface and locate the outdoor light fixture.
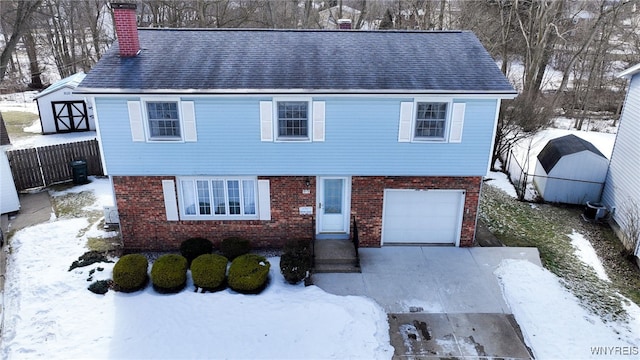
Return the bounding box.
[305,177,311,187]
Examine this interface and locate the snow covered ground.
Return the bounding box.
[486,170,640,358]
[0,93,97,150]
[1,179,393,359]
[2,177,638,359]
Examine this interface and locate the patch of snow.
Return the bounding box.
[495,260,639,359]
[22,119,42,133]
[49,176,115,209]
[1,178,394,359]
[485,170,518,198]
[567,230,610,282]
[10,131,98,150]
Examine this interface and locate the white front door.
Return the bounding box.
[317,177,350,233]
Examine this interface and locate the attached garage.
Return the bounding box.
[382,189,465,245]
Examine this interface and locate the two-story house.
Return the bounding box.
[77,3,516,252]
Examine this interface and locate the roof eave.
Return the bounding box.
[618,63,640,78]
[75,87,518,99]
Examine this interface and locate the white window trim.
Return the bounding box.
[177,176,259,221]
[411,98,454,142]
[273,97,313,142]
[142,97,186,142]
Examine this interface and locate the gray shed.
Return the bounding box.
[533,134,609,205]
[34,72,95,134]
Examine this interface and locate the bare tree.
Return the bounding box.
[0,0,42,84]
[619,198,640,263]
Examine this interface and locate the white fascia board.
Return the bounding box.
[75,88,518,100]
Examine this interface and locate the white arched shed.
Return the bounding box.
[34,72,95,134]
[534,134,609,205]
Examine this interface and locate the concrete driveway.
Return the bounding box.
[312,246,541,359]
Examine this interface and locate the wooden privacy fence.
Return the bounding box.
[7,139,103,191]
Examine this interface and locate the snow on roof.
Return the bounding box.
[34,72,86,99]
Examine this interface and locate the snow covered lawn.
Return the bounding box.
[1,179,393,359]
[2,177,638,359]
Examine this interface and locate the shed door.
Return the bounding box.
[382,189,465,245]
[52,101,89,133]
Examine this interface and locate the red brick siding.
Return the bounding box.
[113,175,481,251]
[113,176,316,252]
[113,6,140,57]
[351,176,482,247]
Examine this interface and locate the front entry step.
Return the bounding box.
[313,239,360,273]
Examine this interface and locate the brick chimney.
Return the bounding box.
[111,3,139,57]
[337,19,352,30]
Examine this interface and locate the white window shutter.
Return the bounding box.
[449,103,466,143]
[398,102,413,142]
[257,180,271,221]
[127,101,145,142]
[181,101,197,142]
[312,101,325,142]
[260,101,273,142]
[162,180,179,221]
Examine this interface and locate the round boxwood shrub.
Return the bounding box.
[228,254,270,294]
[280,239,312,284]
[151,254,188,294]
[112,254,148,292]
[191,254,228,292]
[220,237,251,260]
[180,237,213,267]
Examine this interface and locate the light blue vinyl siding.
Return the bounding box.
[95,96,498,176]
[602,72,640,247]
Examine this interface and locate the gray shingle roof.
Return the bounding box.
[78,28,515,94]
[537,134,606,173]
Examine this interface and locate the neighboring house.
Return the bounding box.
[602,63,640,258]
[533,135,608,205]
[318,5,375,30]
[0,113,20,214]
[34,72,96,134]
[76,3,516,251]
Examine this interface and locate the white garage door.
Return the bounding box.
[382,189,465,245]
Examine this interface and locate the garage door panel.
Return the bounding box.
[382,189,464,245]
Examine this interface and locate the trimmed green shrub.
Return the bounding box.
[280,239,312,284]
[179,237,213,267]
[191,254,228,292]
[151,254,188,293]
[112,254,148,292]
[228,254,270,294]
[88,280,111,295]
[220,237,251,260]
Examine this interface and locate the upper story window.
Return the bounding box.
[277,101,309,140]
[398,99,464,143]
[146,101,181,140]
[415,102,448,140]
